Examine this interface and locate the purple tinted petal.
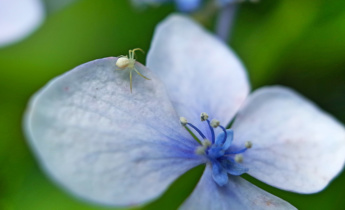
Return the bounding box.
[232,86,345,193]
[175,0,202,12]
[24,57,203,206]
[211,160,228,186]
[147,15,249,140]
[215,129,233,150]
[220,158,248,175]
[180,166,296,210]
[0,0,45,47]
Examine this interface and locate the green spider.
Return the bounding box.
[115,48,150,93]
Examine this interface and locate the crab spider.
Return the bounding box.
[115,48,150,93]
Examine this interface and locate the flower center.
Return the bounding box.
[180,112,252,186]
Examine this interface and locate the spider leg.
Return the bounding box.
[134,67,150,80]
[131,48,145,59]
[132,48,145,54]
[129,70,133,93]
[128,50,133,59]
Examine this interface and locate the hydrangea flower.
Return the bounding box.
[0,0,45,47]
[24,15,345,209]
[132,0,254,12]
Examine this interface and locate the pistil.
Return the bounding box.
[180,113,252,186]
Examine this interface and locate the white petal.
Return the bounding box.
[232,86,345,193]
[147,14,249,139]
[180,166,296,210]
[24,57,203,206]
[0,0,45,47]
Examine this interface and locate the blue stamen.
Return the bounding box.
[186,123,207,140]
[182,113,251,187]
[225,148,247,155]
[206,119,215,143]
[219,125,227,145]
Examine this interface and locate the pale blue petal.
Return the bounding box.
[175,0,202,12]
[131,0,201,12]
[215,129,233,150]
[147,15,249,140]
[220,158,248,175]
[211,161,228,186]
[180,166,297,210]
[232,86,345,193]
[24,57,203,206]
[0,0,45,47]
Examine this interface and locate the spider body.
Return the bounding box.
[115,48,150,93]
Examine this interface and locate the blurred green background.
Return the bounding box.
[1,0,345,209]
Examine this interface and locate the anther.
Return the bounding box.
[195,140,211,155]
[202,139,212,147]
[181,117,207,140]
[195,146,206,155]
[210,119,220,128]
[245,141,253,149]
[180,117,188,126]
[200,112,209,121]
[235,154,243,163]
